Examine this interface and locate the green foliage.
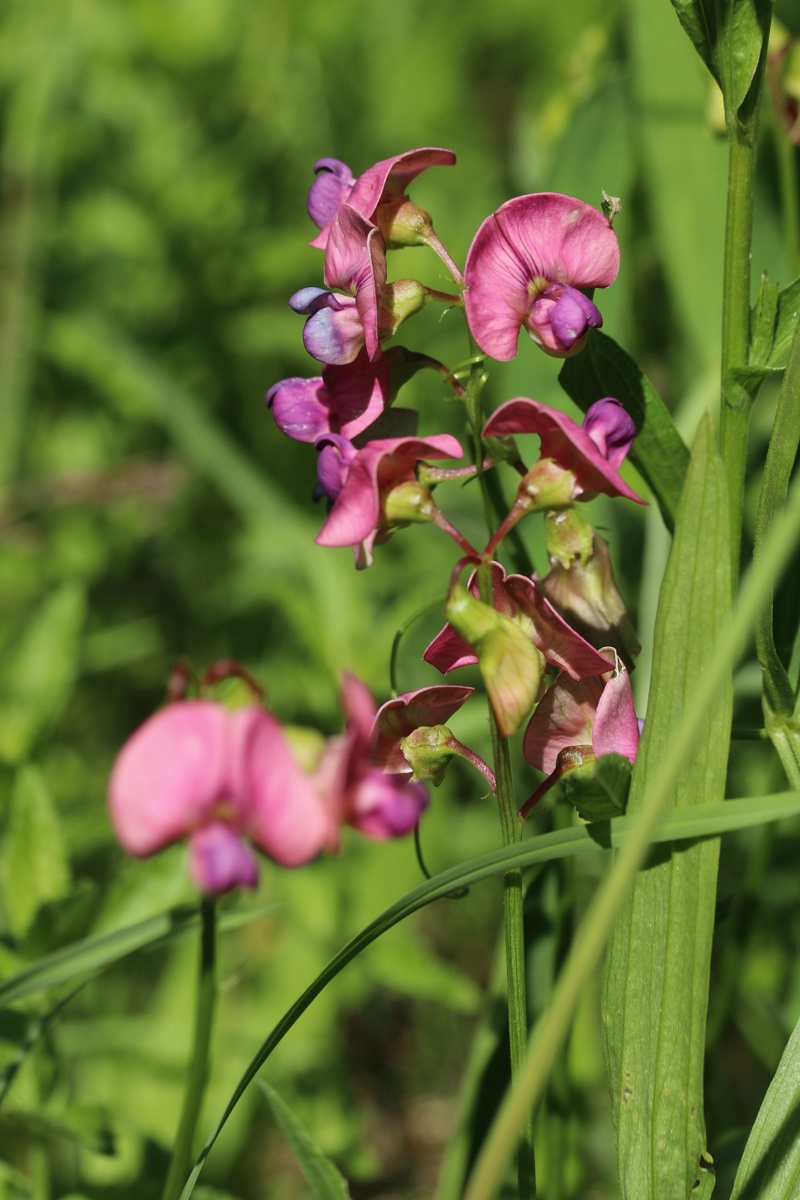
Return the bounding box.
[669,0,772,121]
[602,417,732,1198]
[259,1080,353,1200]
[731,1010,800,1199]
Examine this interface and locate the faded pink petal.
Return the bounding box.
[523,674,605,775]
[310,148,456,250]
[372,685,474,774]
[592,661,639,762]
[482,398,644,504]
[464,193,619,360]
[424,562,610,680]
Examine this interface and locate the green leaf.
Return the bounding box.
[764,277,800,372]
[0,1103,114,1154]
[669,0,771,119]
[3,765,71,939]
[0,900,281,1006]
[602,416,732,1199]
[563,752,631,821]
[559,330,690,532]
[176,791,800,1200]
[259,1080,352,1200]
[0,583,86,765]
[731,1011,800,1199]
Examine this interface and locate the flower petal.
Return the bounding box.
[592,650,639,762]
[108,701,229,857]
[307,158,355,231]
[348,770,429,839]
[372,685,474,773]
[522,673,606,775]
[582,398,637,469]
[188,823,260,894]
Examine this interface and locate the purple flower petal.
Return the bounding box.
[307,158,355,229]
[188,823,260,894]
[348,770,429,839]
[302,300,365,366]
[316,433,358,502]
[582,399,636,469]
[534,283,603,353]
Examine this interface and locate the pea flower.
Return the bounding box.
[308,148,458,268]
[315,432,465,568]
[463,192,620,360]
[482,399,644,560]
[108,701,333,894]
[266,350,391,444]
[519,647,639,817]
[331,674,482,840]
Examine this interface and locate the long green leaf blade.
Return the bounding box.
[669,0,771,119]
[731,1011,800,1199]
[259,1080,352,1200]
[602,415,732,1198]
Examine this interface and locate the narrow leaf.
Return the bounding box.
[4,765,71,939]
[176,792,800,1200]
[731,1011,800,1200]
[559,330,689,532]
[0,901,280,1006]
[259,1080,352,1200]
[602,416,732,1199]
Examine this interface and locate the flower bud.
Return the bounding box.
[400,724,458,786]
[381,479,437,526]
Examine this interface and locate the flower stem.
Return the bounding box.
[719,37,770,589]
[162,898,217,1200]
[477,559,536,1199]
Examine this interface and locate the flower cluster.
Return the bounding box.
[110,150,645,892]
[109,664,488,894]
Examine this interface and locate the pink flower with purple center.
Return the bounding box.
[314,432,463,568]
[483,397,644,504]
[464,193,620,360]
[108,701,333,894]
[266,350,391,444]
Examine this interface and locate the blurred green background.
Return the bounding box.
[0,0,798,1196]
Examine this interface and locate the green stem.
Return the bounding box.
[754,311,800,716]
[719,38,770,589]
[162,898,217,1200]
[477,559,535,1199]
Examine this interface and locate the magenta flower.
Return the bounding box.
[315,432,463,568]
[266,350,391,444]
[308,148,457,250]
[482,397,644,504]
[108,701,333,894]
[425,562,611,680]
[463,193,619,360]
[331,673,476,839]
[522,648,639,775]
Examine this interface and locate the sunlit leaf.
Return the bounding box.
[602,416,732,1198]
[731,1011,800,1199]
[669,0,771,119]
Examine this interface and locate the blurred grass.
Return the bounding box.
[0,0,796,1197]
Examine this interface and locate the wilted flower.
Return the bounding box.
[519,648,639,816]
[108,701,333,894]
[464,192,619,360]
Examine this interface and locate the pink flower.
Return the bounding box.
[308,148,457,250]
[315,432,463,568]
[522,648,639,776]
[425,562,612,681]
[266,350,390,444]
[482,397,644,504]
[463,193,619,360]
[332,674,474,840]
[108,701,333,894]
